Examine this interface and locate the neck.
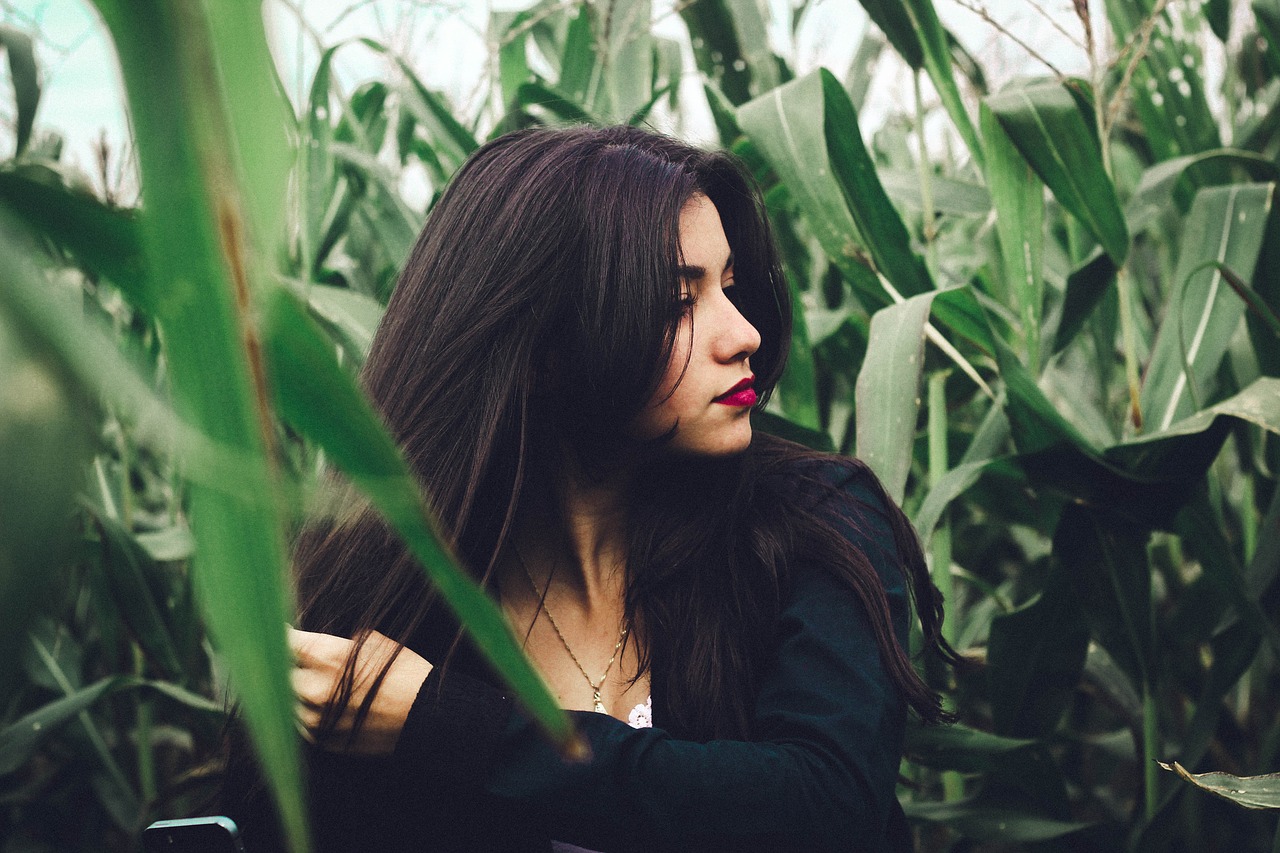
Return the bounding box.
[516,460,632,610]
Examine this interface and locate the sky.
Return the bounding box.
[0,0,1156,196]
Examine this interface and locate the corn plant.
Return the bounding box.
[0,4,568,852]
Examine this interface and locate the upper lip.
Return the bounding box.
[715,375,755,400]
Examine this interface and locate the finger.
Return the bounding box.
[295,699,320,730]
[295,714,317,745]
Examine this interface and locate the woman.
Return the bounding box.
[223,125,956,851]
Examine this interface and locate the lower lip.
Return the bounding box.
[715,388,757,407]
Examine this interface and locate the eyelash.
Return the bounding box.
[723,280,741,305]
[677,280,737,314]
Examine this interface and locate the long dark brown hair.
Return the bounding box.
[293,125,955,742]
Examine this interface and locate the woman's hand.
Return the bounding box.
[289,627,433,756]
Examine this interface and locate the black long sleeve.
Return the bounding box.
[394,466,911,852]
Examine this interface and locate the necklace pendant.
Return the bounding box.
[593,691,606,714]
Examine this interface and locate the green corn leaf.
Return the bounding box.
[0,211,175,452]
[904,721,1035,773]
[776,271,821,430]
[1176,494,1280,659]
[1140,183,1275,431]
[738,73,881,308]
[1180,625,1263,769]
[301,282,386,364]
[652,37,683,113]
[705,82,745,146]
[991,348,1194,528]
[0,166,149,308]
[1204,0,1231,40]
[855,286,991,504]
[1052,250,1117,355]
[854,0,982,165]
[0,220,97,693]
[981,101,1044,371]
[311,185,362,285]
[86,505,186,680]
[0,675,137,775]
[303,43,344,276]
[844,29,884,111]
[516,79,599,125]
[520,0,564,79]
[995,378,1280,534]
[1237,79,1280,154]
[877,168,991,216]
[1259,0,1280,78]
[680,0,758,105]
[559,4,597,107]
[1104,0,1221,162]
[593,0,654,120]
[986,80,1128,265]
[903,799,1091,842]
[854,0,922,68]
[724,0,780,95]
[625,82,674,127]
[87,2,305,848]
[491,9,536,110]
[993,336,1099,457]
[932,286,996,357]
[328,142,421,256]
[987,570,1088,738]
[348,40,478,174]
[1249,190,1280,376]
[740,69,933,310]
[990,341,1216,527]
[0,26,40,157]
[206,3,293,217]
[1126,149,1280,236]
[1055,504,1156,691]
[1112,377,1280,473]
[855,292,934,504]
[913,457,996,546]
[1159,762,1280,810]
[144,679,226,716]
[1215,260,1280,360]
[261,288,574,750]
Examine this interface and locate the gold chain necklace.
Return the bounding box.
[514,547,629,714]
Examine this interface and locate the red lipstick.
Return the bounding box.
[714,376,757,407]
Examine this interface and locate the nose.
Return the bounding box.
[716,296,761,364]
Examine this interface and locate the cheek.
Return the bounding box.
[632,369,686,440]
[631,331,695,440]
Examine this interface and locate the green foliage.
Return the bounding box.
[4,0,1280,850]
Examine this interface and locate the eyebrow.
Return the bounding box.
[676,252,735,281]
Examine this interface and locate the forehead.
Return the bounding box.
[678,194,731,269]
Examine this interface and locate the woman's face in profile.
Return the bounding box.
[631,193,762,456]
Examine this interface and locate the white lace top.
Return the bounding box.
[625,695,652,729]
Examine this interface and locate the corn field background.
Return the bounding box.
[3,0,1280,850]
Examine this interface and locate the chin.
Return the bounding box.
[673,427,754,458]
